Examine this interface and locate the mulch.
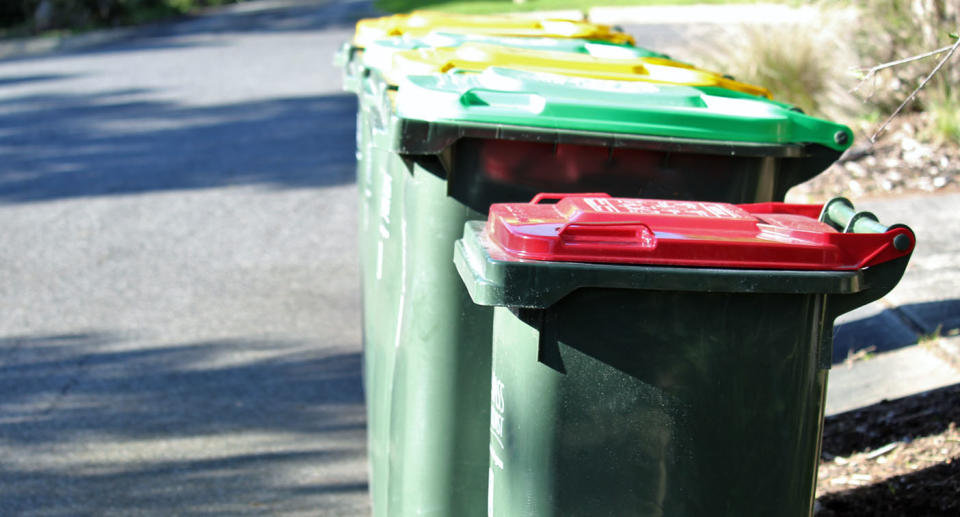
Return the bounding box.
[802,118,960,514]
[789,114,959,202]
[815,382,960,516]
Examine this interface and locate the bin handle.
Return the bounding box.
[819,196,914,256]
[530,192,610,204]
[821,253,912,368]
[558,221,656,250]
[816,197,916,367]
[819,197,887,234]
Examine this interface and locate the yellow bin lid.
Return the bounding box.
[386,42,771,98]
[353,11,635,48]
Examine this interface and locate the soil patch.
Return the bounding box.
[815,382,960,516]
[789,114,959,202]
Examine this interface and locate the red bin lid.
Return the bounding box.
[485,194,915,271]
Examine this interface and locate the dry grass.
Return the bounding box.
[699,7,862,122]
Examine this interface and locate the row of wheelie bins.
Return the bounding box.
[334,11,915,517]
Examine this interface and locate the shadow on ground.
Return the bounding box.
[832,299,960,364]
[821,382,960,458]
[0,332,367,514]
[156,0,382,36]
[817,382,960,517]
[0,90,357,203]
[817,460,960,517]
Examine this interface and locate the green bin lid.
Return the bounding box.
[394,67,853,152]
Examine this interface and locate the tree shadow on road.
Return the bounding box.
[0,332,369,515]
[159,0,382,35]
[0,0,382,62]
[0,90,358,203]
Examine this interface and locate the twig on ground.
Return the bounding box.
[866,442,900,460]
[844,345,877,369]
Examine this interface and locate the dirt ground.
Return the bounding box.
[815,382,960,516]
[788,114,959,203]
[800,113,960,515]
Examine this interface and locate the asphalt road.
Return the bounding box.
[0,2,957,515]
[0,1,375,515]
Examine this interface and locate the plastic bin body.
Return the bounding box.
[385,166,494,516]
[488,289,828,517]
[335,41,366,95]
[453,196,914,517]
[358,77,406,516]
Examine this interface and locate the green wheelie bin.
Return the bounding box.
[359,31,673,78]
[370,68,855,517]
[454,195,915,517]
[385,42,771,99]
[335,10,637,95]
[334,18,636,513]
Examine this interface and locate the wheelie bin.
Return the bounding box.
[352,38,773,316]
[335,14,640,324]
[334,17,634,515]
[384,42,772,98]
[336,11,635,94]
[352,35,724,269]
[368,67,855,517]
[454,194,915,517]
[359,31,673,78]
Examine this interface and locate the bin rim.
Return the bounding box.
[454,221,871,310]
[392,117,812,158]
[391,69,854,153]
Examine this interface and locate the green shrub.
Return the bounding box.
[849,0,959,141]
[926,89,960,143]
[712,25,835,116]
[700,9,862,122]
[851,0,959,112]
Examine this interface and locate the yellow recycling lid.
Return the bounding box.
[386,42,771,98]
[353,11,635,48]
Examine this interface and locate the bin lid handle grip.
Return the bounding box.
[557,221,657,249]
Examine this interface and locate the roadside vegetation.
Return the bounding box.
[375,0,760,17]
[727,0,959,201]
[369,0,956,145]
[0,0,247,37]
[850,0,959,144]
[714,0,958,141]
